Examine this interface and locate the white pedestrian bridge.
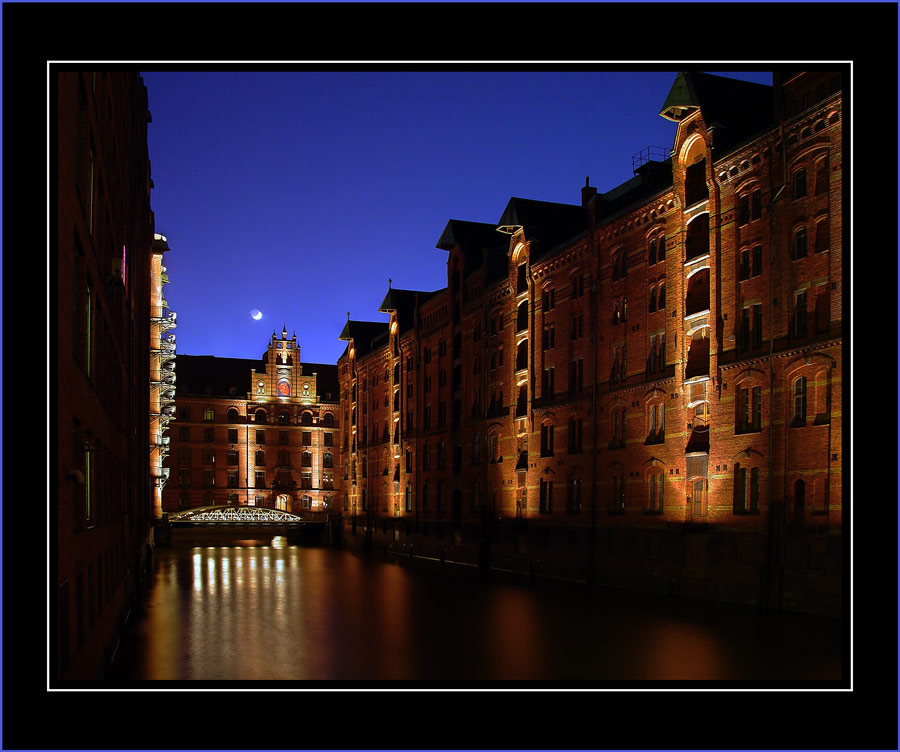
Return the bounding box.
[168,506,307,525]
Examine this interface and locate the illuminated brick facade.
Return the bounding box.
[161,328,342,517]
[338,72,843,614]
[150,233,176,520]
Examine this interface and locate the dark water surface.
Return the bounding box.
[110,537,843,683]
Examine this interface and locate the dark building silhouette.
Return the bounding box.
[337,71,843,616]
[56,72,160,679]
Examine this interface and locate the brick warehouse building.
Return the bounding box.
[337,71,843,616]
[56,72,161,679]
[161,328,342,517]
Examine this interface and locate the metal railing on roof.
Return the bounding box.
[632,146,669,173]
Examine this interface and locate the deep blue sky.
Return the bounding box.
[142,70,773,365]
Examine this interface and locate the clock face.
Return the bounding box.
[277,379,291,396]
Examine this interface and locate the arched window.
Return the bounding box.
[516,339,528,371]
[792,376,807,426]
[685,213,710,262]
[685,267,710,316]
[255,409,267,424]
[645,399,665,445]
[647,331,665,376]
[540,420,554,457]
[733,463,761,513]
[685,327,710,379]
[567,475,583,514]
[792,225,808,261]
[227,408,239,422]
[646,468,665,513]
[539,477,554,514]
[542,284,555,313]
[301,412,313,426]
[322,412,334,427]
[516,301,528,332]
[735,379,762,434]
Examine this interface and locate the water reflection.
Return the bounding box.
[112,540,842,683]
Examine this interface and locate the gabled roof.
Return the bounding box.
[436,219,505,252]
[437,218,511,280]
[660,72,774,154]
[378,286,438,336]
[496,197,587,264]
[338,319,390,358]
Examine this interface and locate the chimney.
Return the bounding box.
[581,176,597,207]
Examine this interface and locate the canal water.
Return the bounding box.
[110,536,843,684]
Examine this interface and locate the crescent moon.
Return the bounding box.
[250,309,263,320]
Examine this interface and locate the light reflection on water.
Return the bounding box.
[113,540,842,683]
